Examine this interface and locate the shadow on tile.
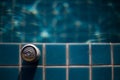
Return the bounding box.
[18,60,39,80]
[22,60,39,67]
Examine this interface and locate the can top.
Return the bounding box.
[21,44,40,62]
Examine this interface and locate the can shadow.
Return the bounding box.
[18,60,39,80]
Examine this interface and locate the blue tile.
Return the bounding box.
[37,45,43,65]
[69,68,89,80]
[114,67,120,80]
[92,44,111,64]
[0,44,19,65]
[0,68,19,80]
[113,45,120,64]
[46,45,66,65]
[21,67,42,80]
[69,44,89,65]
[46,68,66,80]
[92,67,112,80]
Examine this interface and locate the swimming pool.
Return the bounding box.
[0,0,120,43]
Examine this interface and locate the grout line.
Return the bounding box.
[46,66,67,68]
[17,65,43,67]
[68,66,89,68]
[112,43,120,45]
[45,66,90,68]
[89,43,92,80]
[0,65,120,68]
[44,65,120,68]
[66,43,69,80]
[19,44,22,69]
[0,65,116,68]
[43,43,46,80]
[19,44,22,80]
[0,43,20,45]
[0,66,19,68]
[0,43,120,45]
[92,65,112,67]
[114,65,120,67]
[110,43,114,80]
[91,43,111,45]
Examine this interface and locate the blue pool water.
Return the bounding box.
[0,0,120,43]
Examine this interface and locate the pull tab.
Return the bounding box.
[21,44,40,62]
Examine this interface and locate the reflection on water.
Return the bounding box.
[0,0,120,43]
